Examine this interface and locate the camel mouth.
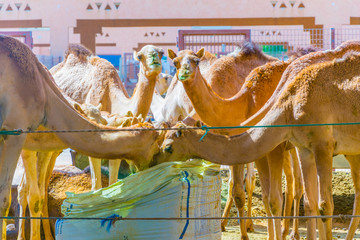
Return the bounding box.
[150,62,161,66]
[178,74,189,81]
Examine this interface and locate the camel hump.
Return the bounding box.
[0,34,38,75]
[65,44,93,59]
[287,46,318,59]
[229,40,263,58]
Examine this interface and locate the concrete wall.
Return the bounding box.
[0,0,359,57]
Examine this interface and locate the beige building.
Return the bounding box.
[0,0,360,73]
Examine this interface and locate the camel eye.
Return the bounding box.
[176,130,182,137]
[173,60,180,69]
[194,58,200,66]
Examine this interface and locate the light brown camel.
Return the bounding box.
[159,42,278,125]
[167,48,302,239]
[0,35,161,240]
[166,41,360,239]
[17,102,145,240]
[160,50,360,240]
[155,73,173,95]
[51,44,163,190]
[160,44,279,239]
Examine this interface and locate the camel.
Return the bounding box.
[158,41,278,126]
[155,73,173,95]
[165,41,360,239]
[51,44,163,190]
[0,35,162,239]
[155,43,279,239]
[167,48,302,239]
[159,50,360,240]
[17,101,148,240]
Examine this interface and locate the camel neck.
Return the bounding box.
[129,65,157,117]
[41,66,158,162]
[181,67,248,126]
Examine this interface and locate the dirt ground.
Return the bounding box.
[220,170,358,239]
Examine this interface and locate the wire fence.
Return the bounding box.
[1,214,359,221]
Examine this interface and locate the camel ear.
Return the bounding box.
[74,103,85,115]
[196,48,205,59]
[158,48,164,58]
[168,49,177,60]
[195,120,202,128]
[133,50,142,61]
[176,130,182,138]
[100,117,108,125]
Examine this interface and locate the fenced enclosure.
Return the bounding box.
[33,27,360,95]
[178,28,360,60]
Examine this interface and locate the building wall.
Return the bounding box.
[0,0,359,57]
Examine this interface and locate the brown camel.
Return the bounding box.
[17,103,145,240]
[160,44,279,239]
[51,44,163,190]
[159,41,278,125]
[0,35,161,239]
[165,41,360,240]
[167,48,302,239]
[160,50,360,240]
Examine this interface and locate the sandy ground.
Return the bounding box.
[220,169,358,239]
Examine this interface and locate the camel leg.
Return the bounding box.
[289,148,303,240]
[0,135,27,240]
[108,159,121,186]
[89,157,102,190]
[267,145,285,240]
[313,141,334,240]
[221,166,234,232]
[38,151,60,240]
[296,147,318,240]
[17,174,28,240]
[21,150,43,240]
[42,151,60,237]
[245,162,255,232]
[255,157,274,240]
[282,150,294,239]
[231,164,249,240]
[344,155,360,239]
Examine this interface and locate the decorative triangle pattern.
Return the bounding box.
[95,2,102,9]
[289,0,296,7]
[298,2,305,8]
[6,4,13,11]
[114,2,120,9]
[0,4,3,10]
[87,4,93,10]
[15,3,22,10]
[105,4,111,10]
[280,2,287,8]
[271,0,278,7]
[24,4,31,11]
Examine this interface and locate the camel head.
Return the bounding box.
[134,45,164,77]
[168,48,205,82]
[74,103,108,125]
[156,73,173,95]
[154,122,203,164]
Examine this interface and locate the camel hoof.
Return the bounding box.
[221,225,226,232]
[246,220,254,232]
[289,231,300,240]
[241,236,249,240]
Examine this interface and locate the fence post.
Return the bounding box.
[331,28,335,50]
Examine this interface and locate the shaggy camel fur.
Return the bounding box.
[160,50,360,240]
[0,35,161,240]
[51,44,163,190]
[167,48,302,239]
